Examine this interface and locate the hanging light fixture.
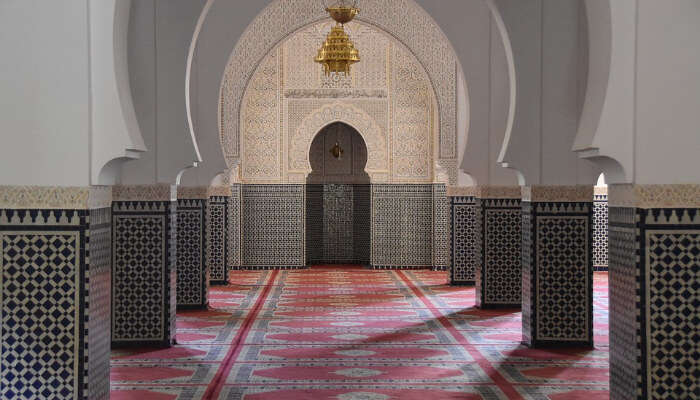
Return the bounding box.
[330,123,344,159]
[315,0,360,76]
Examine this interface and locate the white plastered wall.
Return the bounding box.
[575,0,700,184]
[494,0,600,186]
[0,0,144,187]
[120,0,205,185]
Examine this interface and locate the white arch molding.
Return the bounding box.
[290,103,388,183]
[218,0,461,184]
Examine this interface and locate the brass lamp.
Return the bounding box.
[315,0,360,76]
[330,142,344,159]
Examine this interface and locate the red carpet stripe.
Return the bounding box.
[202,270,279,400]
[395,270,524,400]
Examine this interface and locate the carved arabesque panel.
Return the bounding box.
[223,1,457,183]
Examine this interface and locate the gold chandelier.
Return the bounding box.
[315,0,360,76]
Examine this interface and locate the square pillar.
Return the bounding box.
[594,187,609,271]
[176,187,209,309]
[448,187,479,285]
[0,186,112,399]
[522,185,593,347]
[207,186,231,284]
[112,185,177,347]
[228,184,241,270]
[476,186,522,308]
[608,185,699,400]
[432,184,450,271]
[475,186,522,308]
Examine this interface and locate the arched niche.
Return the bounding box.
[218,0,460,183]
[291,103,387,184]
[307,122,370,185]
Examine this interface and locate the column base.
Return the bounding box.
[449,193,479,286]
[112,339,176,349]
[475,190,523,309]
[521,186,594,348]
[112,185,177,348]
[0,186,112,399]
[176,193,209,310]
[176,303,209,311]
[608,184,700,399]
[522,339,593,349]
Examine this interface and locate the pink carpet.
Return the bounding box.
[111,268,610,399]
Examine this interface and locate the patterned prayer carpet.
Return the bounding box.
[110,267,610,399]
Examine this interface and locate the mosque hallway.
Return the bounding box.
[109,267,610,400]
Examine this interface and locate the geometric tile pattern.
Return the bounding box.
[450,196,478,284]
[112,201,176,347]
[86,207,112,400]
[305,185,324,265]
[522,202,593,348]
[306,184,372,265]
[536,216,589,340]
[242,185,305,268]
[352,184,372,265]
[476,198,522,307]
[177,199,207,307]
[110,266,612,398]
[305,184,323,264]
[322,184,355,263]
[228,185,241,269]
[432,185,449,271]
[0,207,110,399]
[593,194,609,270]
[608,206,641,400]
[522,202,534,343]
[609,206,700,399]
[646,230,699,398]
[371,185,434,268]
[1,231,81,399]
[207,196,228,283]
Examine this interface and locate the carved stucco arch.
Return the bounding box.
[292,103,387,182]
[221,0,458,183]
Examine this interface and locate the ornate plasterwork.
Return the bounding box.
[176,186,209,200]
[284,89,387,99]
[290,102,387,180]
[391,44,432,182]
[608,184,700,208]
[594,186,608,196]
[240,51,280,182]
[0,186,112,210]
[447,186,477,197]
[476,186,522,199]
[522,185,594,203]
[446,185,522,199]
[239,20,442,184]
[112,185,176,202]
[221,0,457,180]
[207,186,232,197]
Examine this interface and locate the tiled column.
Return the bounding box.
[176,187,209,309]
[208,186,231,284]
[0,186,112,399]
[608,185,699,400]
[593,187,609,271]
[448,187,479,285]
[522,185,593,347]
[475,186,522,308]
[432,184,450,271]
[112,185,177,347]
[228,184,241,270]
